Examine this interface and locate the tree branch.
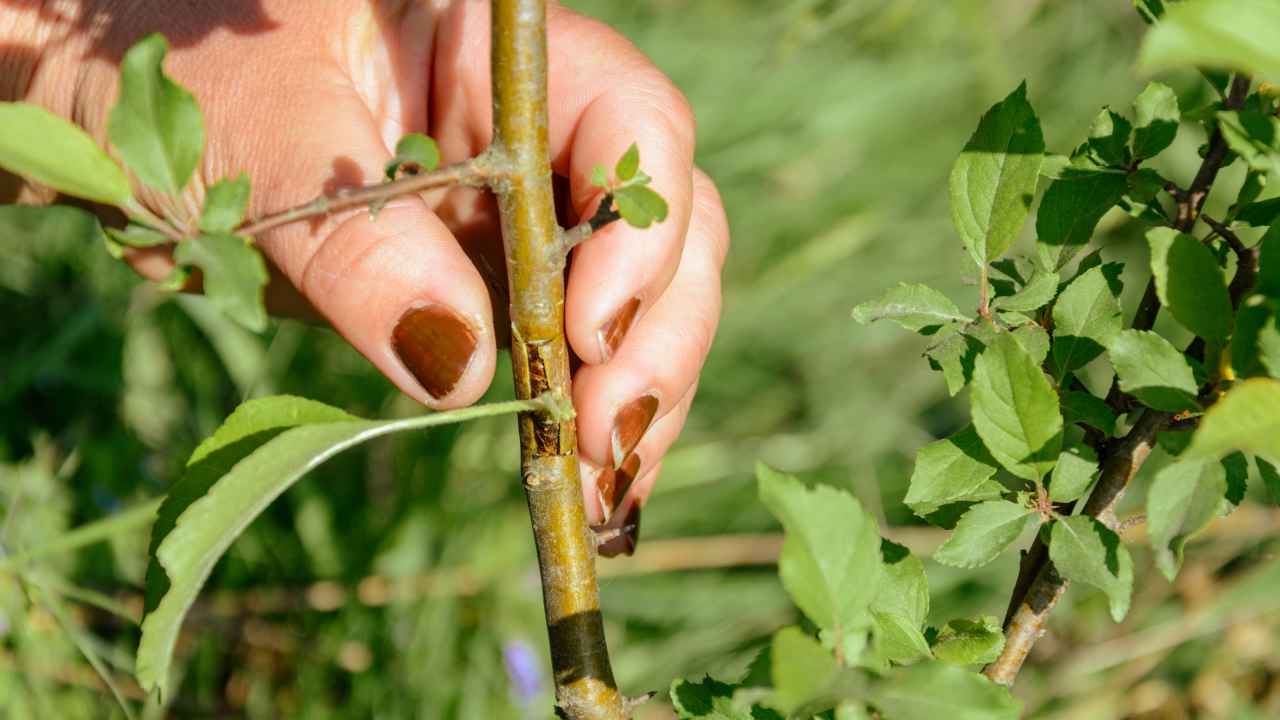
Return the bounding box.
[987,75,1255,688]
[236,156,498,238]
[489,1,627,717]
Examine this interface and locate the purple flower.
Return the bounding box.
[502,637,544,707]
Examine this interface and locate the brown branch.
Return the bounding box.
[489,1,627,717]
[236,157,497,238]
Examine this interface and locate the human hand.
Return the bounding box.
[13,0,728,552]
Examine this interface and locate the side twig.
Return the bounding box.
[986,73,1253,687]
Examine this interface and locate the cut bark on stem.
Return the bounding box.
[489,1,627,718]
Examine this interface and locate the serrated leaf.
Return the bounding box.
[199,174,250,234]
[0,103,132,205]
[173,234,269,332]
[1218,110,1280,172]
[384,133,440,179]
[904,427,1004,517]
[1139,0,1280,80]
[1147,458,1227,580]
[1108,330,1200,412]
[869,662,1022,720]
[0,204,105,248]
[1132,83,1180,159]
[1012,323,1050,366]
[853,283,970,332]
[970,332,1063,481]
[613,184,669,229]
[669,676,757,720]
[615,142,640,182]
[1185,378,1280,465]
[1232,298,1280,379]
[771,626,842,715]
[870,542,931,664]
[108,34,204,195]
[949,82,1045,266]
[757,465,882,635]
[1051,264,1125,381]
[931,616,1004,666]
[991,267,1059,312]
[1061,391,1118,436]
[1049,442,1099,503]
[933,500,1036,568]
[1087,109,1133,168]
[925,328,981,395]
[1050,516,1133,621]
[137,395,539,697]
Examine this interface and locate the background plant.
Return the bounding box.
[3,1,1280,719]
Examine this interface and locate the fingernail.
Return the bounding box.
[392,305,478,399]
[599,503,641,558]
[597,297,641,362]
[611,394,658,469]
[596,452,641,523]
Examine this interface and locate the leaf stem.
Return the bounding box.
[237,155,499,238]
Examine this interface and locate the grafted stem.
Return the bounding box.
[489,1,627,717]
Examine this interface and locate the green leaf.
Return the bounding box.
[590,165,609,189]
[0,204,105,248]
[1011,323,1050,367]
[1134,0,1165,24]
[108,34,205,195]
[613,184,669,229]
[106,223,171,250]
[1051,264,1125,381]
[198,174,250,234]
[669,676,756,720]
[1034,169,1126,267]
[970,332,1063,481]
[771,626,842,715]
[1185,378,1280,465]
[173,234,269,332]
[1049,442,1099,503]
[1221,451,1249,514]
[757,465,882,635]
[1050,516,1133,621]
[870,662,1022,720]
[904,427,1004,517]
[1218,110,1280,172]
[1259,223,1280,298]
[1231,298,1280,379]
[1139,0,1280,80]
[384,133,440,180]
[1146,458,1227,580]
[870,542,932,664]
[930,616,1004,666]
[949,82,1045,266]
[615,142,641,182]
[933,500,1036,568]
[925,328,981,395]
[1132,82,1180,159]
[991,267,1059,312]
[1257,457,1280,505]
[1236,197,1280,227]
[1087,109,1133,168]
[0,103,132,205]
[1108,330,1200,412]
[137,395,541,696]
[1061,391,1118,436]
[852,283,970,332]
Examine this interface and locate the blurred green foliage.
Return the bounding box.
[2,1,1277,718]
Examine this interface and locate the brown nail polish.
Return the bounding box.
[596,452,642,522]
[391,305,478,399]
[597,298,641,362]
[611,394,658,468]
[598,503,641,558]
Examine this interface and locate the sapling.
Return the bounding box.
[0,1,661,718]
